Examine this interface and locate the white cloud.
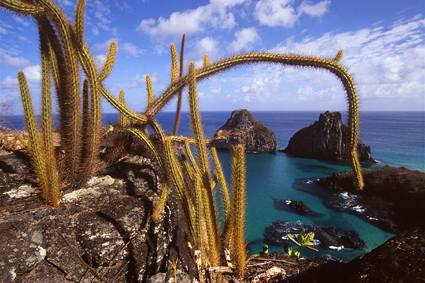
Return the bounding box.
[0,27,7,34]
[95,54,107,68]
[254,0,298,28]
[92,26,99,35]
[14,16,30,26]
[121,43,145,56]
[0,54,30,67]
[129,72,159,88]
[227,27,260,52]
[196,36,220,55]
[222,15,424,110]
[22,65,41,82]
[93,0,111,25]
[0,76,18,89]
[136,0,246,41]
[254,0,330,28]
[0,65,40,89]
[94,38,119,50]
[153,44,167,56]
[298,0,331,17]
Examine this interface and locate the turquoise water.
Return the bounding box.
[144,111,424,262]
[8,111,424,262]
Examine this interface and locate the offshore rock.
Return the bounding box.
[281,111,375,163]
[272,198,318,216]
[213,109,276,153]
[264,221,365,250]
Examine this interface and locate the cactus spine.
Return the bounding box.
[172,34,186,135]
[231,144,247,278]
[18,71,50,202]
[119,90,129,128]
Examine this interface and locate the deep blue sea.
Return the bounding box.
[7,111,425,262]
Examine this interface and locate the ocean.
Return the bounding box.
[6,111,425,262]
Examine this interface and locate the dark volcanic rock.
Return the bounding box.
[272,198,317,216]
[316,165,425,233]
[288,227,425,283]
[281,111,375,163]
[0,154,196,282]
[214,109,276,153]
[264,221,365,250]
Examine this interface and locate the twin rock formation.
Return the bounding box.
[214,109,374,163]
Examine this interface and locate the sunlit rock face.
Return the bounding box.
[214,109,276,153]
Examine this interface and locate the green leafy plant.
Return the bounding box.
[1,0,364,281]
[286,228,319,259]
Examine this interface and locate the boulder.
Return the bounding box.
[287,227,425,283]
[213,109,276,153]
[281,111,375,163]
[272,198,318,216]
[315,165,425,233]
[264,221,365,250]
[0,154,196,282]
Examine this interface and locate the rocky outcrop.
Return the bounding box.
[0,153,195,282]
[315,165,425,233]
[272,198,318,216]
[281,111,375,163]
[213,109,276,153]
[287,227,425,283]
[264,221,365,250]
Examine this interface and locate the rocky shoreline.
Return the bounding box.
[1,129,424,282]
[264,221,365,251]
[293,165,425,234]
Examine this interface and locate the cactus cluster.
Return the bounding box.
[1,0,363,280]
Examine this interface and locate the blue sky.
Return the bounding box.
[1,0,424,115]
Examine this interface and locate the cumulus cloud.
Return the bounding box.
[226,15,425,110]
[298,0,331,17]
[94,38,119,50]
[0,65,40,89]
[254,0,330,28]
[197,36,220,55]
[0,76,18,89]
[227,27,260,52]
[136,0,246,41]
[0,54,30,67]
[129,72,159,88]
[95,54,107,68]
[153,44,167,56]
[121,43,145,56]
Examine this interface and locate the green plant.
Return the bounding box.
[286,228,319,258]
[284,246,304,259]
[1,0,364,281]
